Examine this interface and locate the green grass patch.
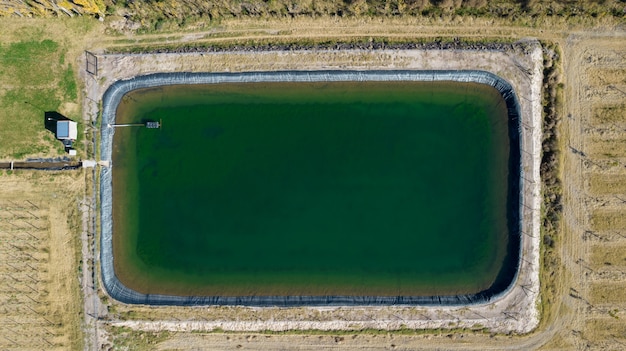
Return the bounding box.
[0,33,84,159]
[0,40,59,84]
[0,87,62,159]
[61,64,78,101]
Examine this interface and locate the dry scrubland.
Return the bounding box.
[0,9,625,351]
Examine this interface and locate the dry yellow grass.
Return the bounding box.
[0,170,84,350]
[589,282,626,305]
[576,41,626,351]
[587,137,626,158]
[587,68,626,86]
[590,210,626,231]
[590,244,626,268]
[589,174,626,195]
[592,104,626,124]
[583,319,626,348]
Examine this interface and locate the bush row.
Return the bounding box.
[103,0,625,33]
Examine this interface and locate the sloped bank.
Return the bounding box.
[100,70,522,307]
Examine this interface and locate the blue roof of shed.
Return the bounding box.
[57,121,70,138]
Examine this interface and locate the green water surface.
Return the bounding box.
[112,81,510,297]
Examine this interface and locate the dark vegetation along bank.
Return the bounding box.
[538,40,564,327]
[106,37,516,54]
[1,0,624,31]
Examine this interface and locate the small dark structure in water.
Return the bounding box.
[146,121,160,129]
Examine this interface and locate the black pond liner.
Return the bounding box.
[100,70,522,306]
[0,161,81,170]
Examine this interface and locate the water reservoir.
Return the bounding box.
[102,71,521,306]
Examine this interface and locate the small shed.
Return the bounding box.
[56,120,78,140]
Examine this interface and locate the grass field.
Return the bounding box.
[0,19,95,161]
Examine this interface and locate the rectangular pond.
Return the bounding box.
[110,79,515,300]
